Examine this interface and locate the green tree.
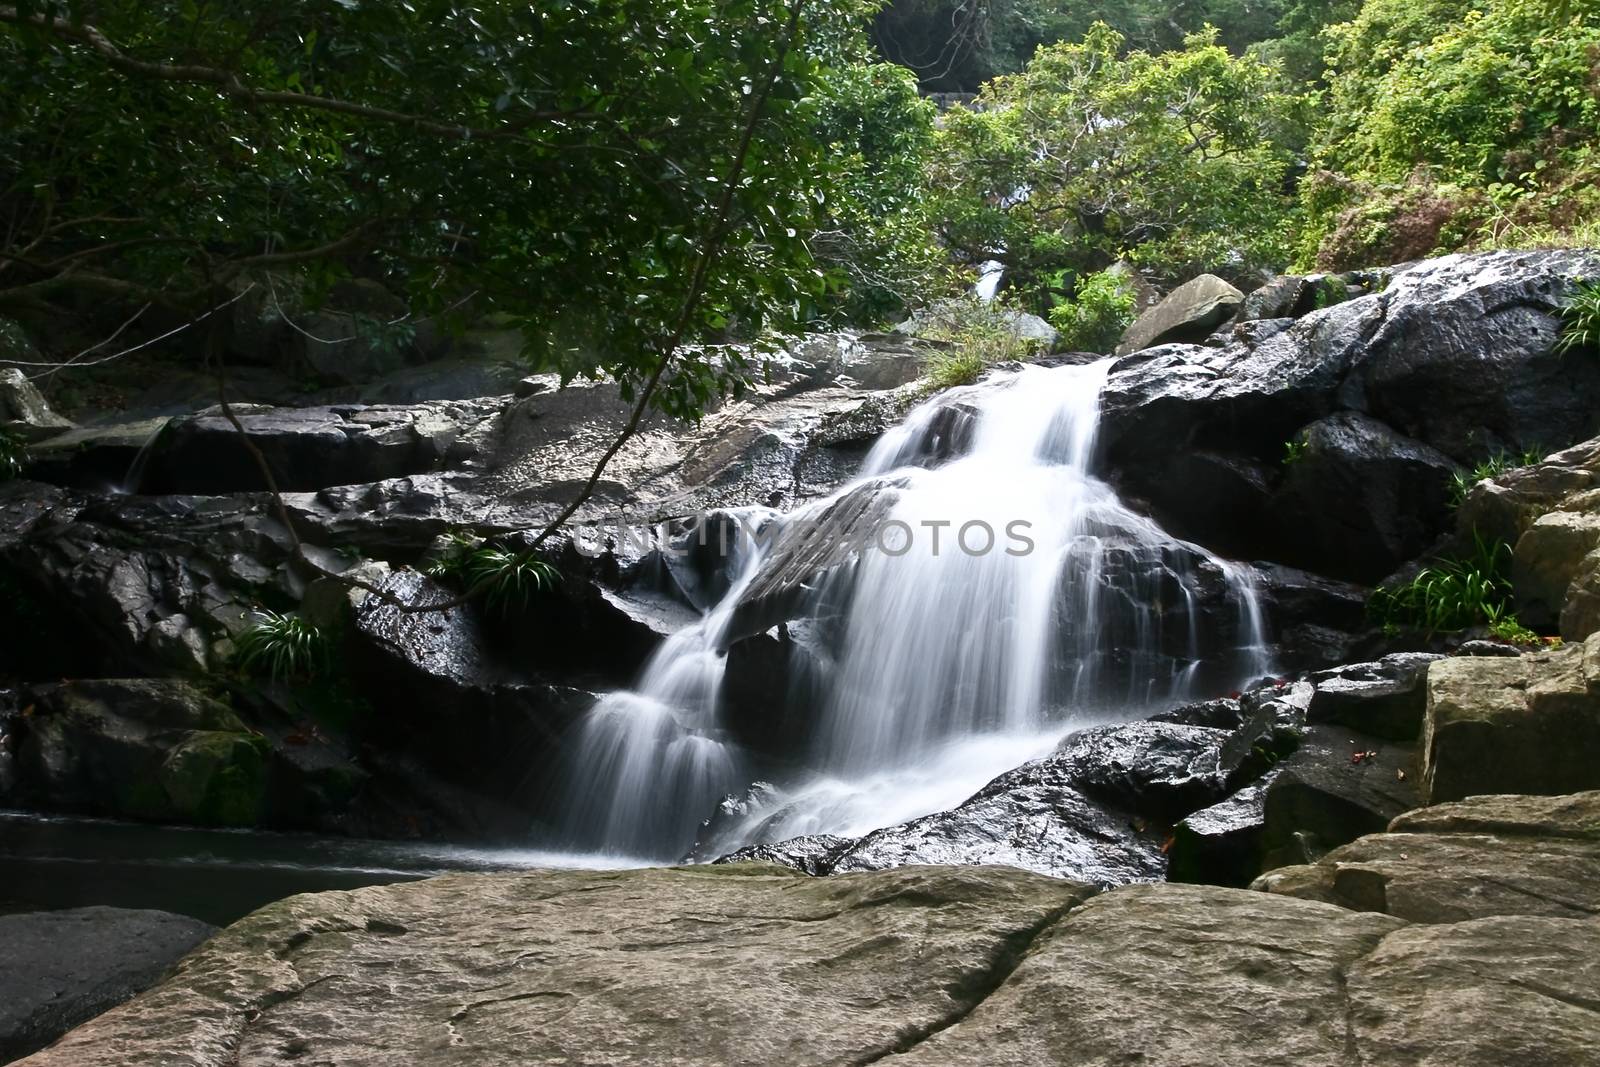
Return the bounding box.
[929,24,1306,306]
[0,0,892,419]
[1297,0,1600,267]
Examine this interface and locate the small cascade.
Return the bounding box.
[114,420,169,495]
[554,359,1271,861]
[553,521,766,860]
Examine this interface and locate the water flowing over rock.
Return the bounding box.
[555,359,1273,863]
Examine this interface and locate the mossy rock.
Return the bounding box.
[160,731,269,827]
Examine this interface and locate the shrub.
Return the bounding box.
[1047,269,1136,353]
[1557,279,1600,356]
[234,611,331,681]
[1282,437,1309,466]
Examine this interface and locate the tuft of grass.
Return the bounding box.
[917,298,1042,393]
[1368,532,1514,634]
[1448,449,1544,508]
[1282,437,1308,466]
[1484,609,1542,646]
[424,533,560,614]
[1557,279,1600,356]
[234,611,330,681]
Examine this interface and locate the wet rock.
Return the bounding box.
[1422,636,1600,803]
[3,679,277,827]
[823,760,1169,885]
[1053,720,1238,822]
[0,368,72,442]
[1146,696,1244,730]
[1307,652,1443,740]
[25,417,171,490]
[1257,790,1600,922]
[0,906,215,1063]
[1259,723,1417,871]
[1115,274,1244,356]
[1165,773,1279,887]
[138,399,503,494]
[1099,250,1600,576]
[347,569,597,814]
[712,833,850,875]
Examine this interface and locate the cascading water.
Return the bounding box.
[554,359,1271,862]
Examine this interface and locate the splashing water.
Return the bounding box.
[556,359,1271,861]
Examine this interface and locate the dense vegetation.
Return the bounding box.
[1,0,1594,404]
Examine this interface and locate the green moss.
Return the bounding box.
[161,731,269,827]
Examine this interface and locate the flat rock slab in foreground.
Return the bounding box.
[22,861,1600,1066]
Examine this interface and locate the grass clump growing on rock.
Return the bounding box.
[1557,280,1600,356]
[425,533,560,614]
[234,611,331,681]
[1369,534,1520,635]
[1447,449,1544,508]
[917,299,1042,393]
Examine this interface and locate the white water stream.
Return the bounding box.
[556,359,1270,861]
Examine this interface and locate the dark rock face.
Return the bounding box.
[1270,412,1457,582]
[1099,250,1600,579]
[0,906,215,1063]
[1307,652,1442,740]
[1258,723,1418,871]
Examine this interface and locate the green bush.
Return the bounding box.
[1557,279,1600,356]
[1047,269,1137,353]
[234,611,331,681]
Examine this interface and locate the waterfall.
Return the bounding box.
[554,359,1270,861]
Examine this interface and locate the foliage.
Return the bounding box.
[1448,449,1544,508]
[234,611,331,681]
[1282,437,1309,466]
[0,0,901,422]
[930,25,1307,309]
[1368,533,1514,633]
[872,0,1302,90]
[0,429,26,481]
[916,298,1040,391]
[806,61,952,324]
[1557,280,1600,356]
[1300,0,1600,266]
[425,533,561,614]
[1047,268,1136,353]
[1485,611,1542,645]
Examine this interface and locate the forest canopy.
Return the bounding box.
[0,0,1595,417]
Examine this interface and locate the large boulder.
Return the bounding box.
[1513,492,1600,631]
[27,865,1600,1067]
[1257,790,1600,923]
[1114,274,1244,356]
[0,906,215,1063]
[3,680,276,827]
[1422,636,1600,803]
[1098,250,1600,577]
